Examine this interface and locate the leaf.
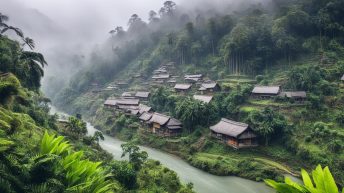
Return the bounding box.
[301,169,314,189]
[323,167,338,193]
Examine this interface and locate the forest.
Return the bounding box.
[1,0,344,192]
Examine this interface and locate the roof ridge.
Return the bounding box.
[221,118,248,127]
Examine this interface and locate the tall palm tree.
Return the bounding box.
[20,51,47,89]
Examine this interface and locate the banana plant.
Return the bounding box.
[40,131,118,193]
[265,165,344,193]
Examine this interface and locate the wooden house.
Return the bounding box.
[174,84,192,94]
[279,91,307,102]
[210,118,258,149]
[193,95,213,104]
[147,113,182,137]
[135,91,150,101]
[138,104,152,114]
[251,86,281,99]
[167,79,177,86]
[198,82,221,94]
[104,98,139,111]
[184,74,203,83]
[152,74,170,83]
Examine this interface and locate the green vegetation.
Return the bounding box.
[52,0,344,187]
[266,165,344,193]
[0,12,193,193]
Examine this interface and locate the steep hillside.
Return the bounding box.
[52,0,344,186]
[0,14,194,193]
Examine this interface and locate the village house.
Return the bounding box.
[122,92,135,98]
[184,74,203,83]
[279,91,307,102]
[138,104,152,114]
[147,113,182,137]
[152,74,170,83]
[139,112,153,126]
[198,82,221,94]
[210,118,258,149]
[251,86,281,99]
[174,83,192,94]
[104,98,139,111]
[193,95,213,104]
[135,91,150,101]
[167,78,177,86]
[116,81,128,88]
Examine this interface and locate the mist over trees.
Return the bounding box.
[53,0,344,104]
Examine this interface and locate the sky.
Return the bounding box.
[0,0,185,89]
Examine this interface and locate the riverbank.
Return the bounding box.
[88,107,300,183]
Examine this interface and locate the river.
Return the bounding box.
[50,106,273,193]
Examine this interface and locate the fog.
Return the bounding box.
[0,0,272,97]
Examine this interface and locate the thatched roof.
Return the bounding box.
[174,84,192,90]
[199,82,219,90]
[104,99,117,106]
[138,104,152,114]
[139,112,153,121]
[185,74,203,78]
[152,74,170,79]
[148,113,170,125]
[167,118,182,130]
[210,118,255,138]
[122,92,134,97]
[280,91,307,98]
[252,86,281,94]
[104,98,139,106]
[135,92,150,98]
[193,95,213,103]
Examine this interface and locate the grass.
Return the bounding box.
[253,157,295,175]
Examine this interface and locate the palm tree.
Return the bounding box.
[0,13,24,39]
[20,51,47,89]
[22,37,35,50]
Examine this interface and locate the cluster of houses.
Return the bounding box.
[104,91,183,137]
[92,61,344,150]
[251,85,307,102]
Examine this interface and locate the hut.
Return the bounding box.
[198,82,221,94]
[122,92,135,97]
[279,91,307,102]
[147,113,182,137]
[193,95,213,104]
[152,74,170,83]
[138,104,152,114]
[184,74,203,83]
[104,98,139,111]
[135,91,150,101]
[251,86,281,99]
[139,112,153,125]
[174,84,192,94]
[210,118,258,149]
[167,79,177,86]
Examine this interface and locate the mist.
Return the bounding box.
[0,0,273,98]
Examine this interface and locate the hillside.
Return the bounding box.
[53,0,344,187]
[0,14,194,193]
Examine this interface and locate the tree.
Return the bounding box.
[92,131,104,144]
[23,37,35,50]
[121,142,148,170]
[20,51,47,89]
[247,108,287,146]
[160,1,176,17]
[265,165,343,193]
[148,10,159,23]
[65,116,87,138]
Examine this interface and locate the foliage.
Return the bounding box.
[121,142,148,170]
[265,165,344,193]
